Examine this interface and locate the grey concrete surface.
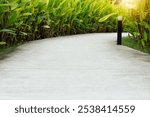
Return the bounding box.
[0,33,150,100]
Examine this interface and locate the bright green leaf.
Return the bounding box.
[99,13,116,23]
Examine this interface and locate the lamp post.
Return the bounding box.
[117,16,122,45]
[117,0,136,45]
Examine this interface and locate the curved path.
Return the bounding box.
[0,33,150,100]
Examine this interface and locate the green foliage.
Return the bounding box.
[0,0,118,48]
[0,42,6,45]
[1,0,149,51]
[123,36,150,54]
[124,0,150,48]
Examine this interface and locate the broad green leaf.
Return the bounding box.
[0,4,11,7]
[0,29,16,35]
[99,13,116,22]
[20,32,28,36]
[21,13,32,17]
[0,42,6,45]
[143,31,148,41]
[43,25,50,29]
[141,39,145,47]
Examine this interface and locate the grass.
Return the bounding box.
[122,36,150,54]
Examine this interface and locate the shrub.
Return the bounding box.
[0,0,118,48]
[124,0,150,48]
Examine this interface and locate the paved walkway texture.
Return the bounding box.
[0,33,150,100]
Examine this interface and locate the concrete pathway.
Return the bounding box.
[0,33,150,100]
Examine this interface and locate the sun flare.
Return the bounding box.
[121,0,138,9]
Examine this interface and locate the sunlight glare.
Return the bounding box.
[121,0,137,9]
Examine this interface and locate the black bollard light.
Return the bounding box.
[117,16,122,45]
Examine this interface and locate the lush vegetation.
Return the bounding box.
[0,0,119,49]
[123,37,150,54]
[123,0,150,49]
[0,0,150,52]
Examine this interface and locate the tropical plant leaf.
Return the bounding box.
[0,4,11,7]
[20,31,28,36]
[0,42,6,45]
[0,29,16,35]
[43,25,50,29]
[141,39,146,47]
[21,13,32,17]
[143,31,148,41]
[99,13,116,22]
